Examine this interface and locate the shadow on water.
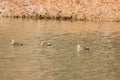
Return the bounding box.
[0,18,120,80]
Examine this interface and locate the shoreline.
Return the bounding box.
[0,0,120,22]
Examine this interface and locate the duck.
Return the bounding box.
[77,44,89,51]
[10,39,23,46]
[40,41,51,46]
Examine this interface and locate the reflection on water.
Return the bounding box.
[0,18,120,80]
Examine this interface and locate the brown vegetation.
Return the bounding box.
[0,0,120,21]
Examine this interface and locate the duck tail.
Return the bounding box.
[21,44,23,46]
[47,43,51,46]
[86,47,90,50]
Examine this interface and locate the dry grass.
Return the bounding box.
[0,0,120,21]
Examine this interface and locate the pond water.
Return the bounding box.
[0,18,120,80]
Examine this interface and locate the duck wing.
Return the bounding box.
[82,45,90,50]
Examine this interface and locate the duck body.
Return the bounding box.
[12,42,23,46]
[10,40,23,46]
[77,44,89,51]
[40,41,51,46]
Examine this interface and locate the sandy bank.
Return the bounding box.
[0,0,120,21]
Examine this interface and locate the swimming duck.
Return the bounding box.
[10,39,23,46]
[77,44,89,51]
[40,41,51,46]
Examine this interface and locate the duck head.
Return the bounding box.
[10,39,15,45]
[77,44,81,51]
